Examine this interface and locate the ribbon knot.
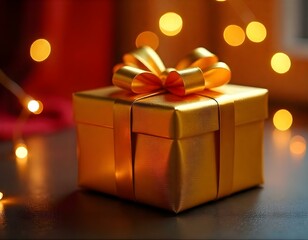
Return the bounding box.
[112,46,231,96]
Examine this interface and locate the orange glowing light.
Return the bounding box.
[15,143,28,159]
[27,99,43,114]
[273,109,293,131]
[0,192,3,200]
[159,12,183,36]
[30,38,51,62]
[246,21,267,43]
[271,52,291,74]
[16,152,28,169]
[290,135,306,156]
[223,24,245,46]
[135,31,159,50]
[272,129,291,149]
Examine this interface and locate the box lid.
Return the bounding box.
[73,84,268,139]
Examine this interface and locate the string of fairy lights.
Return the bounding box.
[0,0,306,202]
[0,38,48,157]
[0,38,49,201]
[0,69,44,159]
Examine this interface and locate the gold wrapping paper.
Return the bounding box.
[73,84,268,213]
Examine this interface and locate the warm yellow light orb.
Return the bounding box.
[15,143,28,159]
[290,135,306,156]
[159,12,183,36]
[0,192,3,200]
[223,24,245,46]
[27,100,43,114]
[271,52,291,74]
[273,109,293,131]
[135,31,159,50]
[246,21,267,43]
[30,38,51,62]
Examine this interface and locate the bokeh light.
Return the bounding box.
[27,99,43,114]
[30,38,51,62]
[159,12,183,36]
[273,109,293,131]
[290,135,306,156]
[271,52,291,74]
[246,21,267,43]
[272,129,291,149]
[0,192,3,201]
[135,31,159,50]
[15,143,28,159]
[223,25,245,46]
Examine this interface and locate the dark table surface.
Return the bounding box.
[0,104,308,239]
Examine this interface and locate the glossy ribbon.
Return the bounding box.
[112,46,234,202]
[112,46,231,96]
[198,92,235,199]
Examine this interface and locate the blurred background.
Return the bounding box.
[0,0,307,141]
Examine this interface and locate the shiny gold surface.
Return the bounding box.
[113,99,135,200]
[77,123,116,195]
[134,132,218,212]
[73,84,268,212]
[233,121,265,192]
[212,94,235,199]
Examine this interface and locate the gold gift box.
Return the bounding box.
[73,84,268,213]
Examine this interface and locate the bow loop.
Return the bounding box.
[123,46,165,75]
[112,46,231,96]
[165,67,205,96]
[112,66,162,94]
[175,47,218,71]
[203,62,231,89]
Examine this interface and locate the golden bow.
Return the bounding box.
[112,46,231,96]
